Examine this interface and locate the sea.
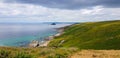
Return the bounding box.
[0,23,71,47]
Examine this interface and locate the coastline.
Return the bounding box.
[29,27,65,47]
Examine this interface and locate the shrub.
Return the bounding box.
[0,50,11,58]
[14,52,34,58]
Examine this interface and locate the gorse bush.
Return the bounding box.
[0,47,77,58]
[14,52,34,58]
[0,48,35,58]
[39,47,77,58]
[0,50,11,58]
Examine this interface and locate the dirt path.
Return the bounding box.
[70,50,120,58]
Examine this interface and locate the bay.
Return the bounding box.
[0,23,70,47]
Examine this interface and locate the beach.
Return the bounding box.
[28,27,65,47]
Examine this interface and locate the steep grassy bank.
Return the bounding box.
[0,47,77,58]
[49,20,120,49]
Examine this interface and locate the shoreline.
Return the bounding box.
[0,24,71,48]
[28,27,65,47]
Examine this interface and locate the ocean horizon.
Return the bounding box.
[0,23,71,47]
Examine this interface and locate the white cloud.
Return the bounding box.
[0,1,120,22]
[81,6,103,15]
[0,2,49,16]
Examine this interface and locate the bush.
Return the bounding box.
[14,52,34,58]
[0,50,11,58]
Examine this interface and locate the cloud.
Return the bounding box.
[0,1,120,22]
[81,6,103,15]
[0,2,49,16]
[3,0,120,9]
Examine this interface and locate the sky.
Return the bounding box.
[0,0,120,22]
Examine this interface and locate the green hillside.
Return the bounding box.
[0,20,120,58]
[49,20,120,49]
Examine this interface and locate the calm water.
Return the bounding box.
[0,23,70,47]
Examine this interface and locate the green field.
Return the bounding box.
[49,20,120,49]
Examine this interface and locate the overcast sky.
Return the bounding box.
[0,0,120,22]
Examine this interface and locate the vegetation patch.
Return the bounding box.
[49,20,120,49]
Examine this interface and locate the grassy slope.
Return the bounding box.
[0,47,77,58]
[49,20,120,49]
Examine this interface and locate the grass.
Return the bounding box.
[49,20,120,49]
[0,47,78,58]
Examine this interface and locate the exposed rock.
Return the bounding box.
[51,23,56,25]
[58,40,65,46]
[29,27,65,47]
[29,40,39,47]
